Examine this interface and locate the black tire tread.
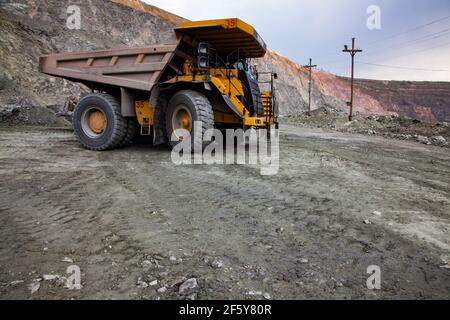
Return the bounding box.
[120,117,138,147]
[74,93,127,151]
[168,90,214,148]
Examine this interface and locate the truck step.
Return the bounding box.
[140,123,152,136]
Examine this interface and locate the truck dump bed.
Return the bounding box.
[39,44,178,92]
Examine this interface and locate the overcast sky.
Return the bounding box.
[143,0,450,81]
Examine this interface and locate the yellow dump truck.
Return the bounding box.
[40,18,278,150]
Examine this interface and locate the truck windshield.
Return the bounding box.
[233,61,246,71]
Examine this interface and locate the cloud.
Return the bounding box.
[143,0,450,81]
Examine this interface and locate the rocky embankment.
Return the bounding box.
[283,106,450,147]
[0,0,176,125]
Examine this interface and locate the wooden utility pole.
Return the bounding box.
[303,58,317,116]
[343,38,362,121]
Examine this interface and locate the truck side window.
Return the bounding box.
[233,61,246,71]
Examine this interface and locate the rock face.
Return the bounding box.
[0,0,449,125]
[352,79,450,123]
[111,0,185,25]
[0,0,176,107]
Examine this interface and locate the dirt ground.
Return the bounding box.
[0,124,449,300]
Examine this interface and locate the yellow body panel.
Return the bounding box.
[170,66,275,127]
[135,100,154,126]
[177,18,255,34]
[214,112,241,125]
[171,18,274,127]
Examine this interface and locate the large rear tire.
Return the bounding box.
[166,90,214,149]
[120,117,138,147]
[73,93,127,151]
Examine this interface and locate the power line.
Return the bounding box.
[358,39,450,66]
[313,17,450,79]
[320,28,448,62]
[356,61,450,72]
[362,15,450,47]
[315,15,450,61]
[363,28,450,57]
[379,40,450,61]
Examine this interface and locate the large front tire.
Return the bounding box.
[166,90,214,149]
[73,93,127,151]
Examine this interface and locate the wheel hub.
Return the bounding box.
[88,110,107,134]
[81,107,107,138]
[179,110,192,130]
[172,105,193,141]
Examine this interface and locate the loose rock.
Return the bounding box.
[179,278,199,297]
[149,280,158,286]
[158,286,167,293]
[276,227,284,233]
[211,259,224,269]
[28,282,40,294]
[137,278,148,289]
[431,135,447,146]
[10,280,24,286]
[372,211,382,217]
[416,135,431,145]
[43,274,59,281]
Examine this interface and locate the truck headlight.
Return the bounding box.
[198,42,210,55]
[198,57,209,68]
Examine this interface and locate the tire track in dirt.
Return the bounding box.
[0,127,449,299]
[0,130,143,298]
[96,135,450,299]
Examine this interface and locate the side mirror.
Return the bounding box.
[273,73,278,80]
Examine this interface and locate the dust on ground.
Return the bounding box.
[0,125,449,300]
